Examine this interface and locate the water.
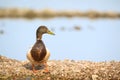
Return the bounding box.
[0,0,120,61]
[0,18,120,61]
[0,0,120,12]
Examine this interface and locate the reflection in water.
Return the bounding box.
[74,26,81,31]
[87,25,95,30]
[0,22,5,35]
[60,27,65,31]
[0,30,4,34]
[51,26,81,32]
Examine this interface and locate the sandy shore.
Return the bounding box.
[0,55,120,80]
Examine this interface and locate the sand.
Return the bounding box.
[0,55,120,80]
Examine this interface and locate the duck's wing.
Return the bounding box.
[43,48,50,62]
[31,40,47,61]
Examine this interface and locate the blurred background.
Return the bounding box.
[0,0,120,61]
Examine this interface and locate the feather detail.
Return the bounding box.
[30,40,46,61]
[27,47,50,65]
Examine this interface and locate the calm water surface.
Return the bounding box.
[0,18,120,61]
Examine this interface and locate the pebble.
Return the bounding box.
[0,55,120,80]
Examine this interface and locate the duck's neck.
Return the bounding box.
[36,32,43,40]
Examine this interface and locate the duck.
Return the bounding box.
[27,25,55,73]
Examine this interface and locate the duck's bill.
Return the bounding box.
[47,30,55,35]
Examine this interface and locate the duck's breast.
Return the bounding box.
[30,40,47,61]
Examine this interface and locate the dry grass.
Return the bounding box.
[0,8,120,19]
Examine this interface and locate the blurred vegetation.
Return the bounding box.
[0,8,120,19]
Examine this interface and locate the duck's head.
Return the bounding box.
[36,25,55,40]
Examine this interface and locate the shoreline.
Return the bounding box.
[0,55,120,80]
[0,8,120,19]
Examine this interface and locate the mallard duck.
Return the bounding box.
[27,25,55,73]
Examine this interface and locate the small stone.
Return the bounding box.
[92,75,98,80]
[0,55,120,79]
